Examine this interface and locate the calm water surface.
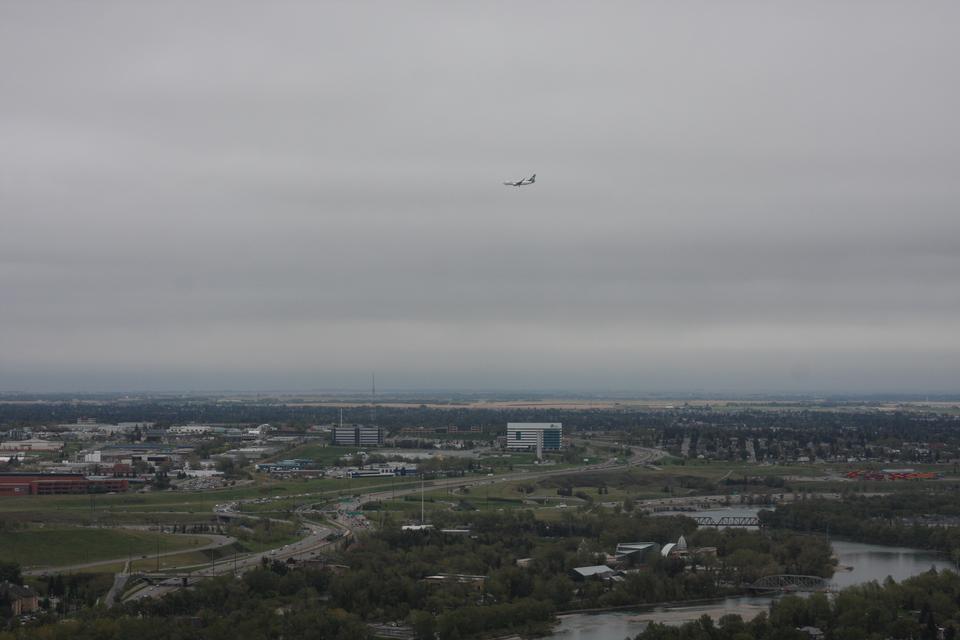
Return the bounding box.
[551,597,773,640]
[550,510,954,640]
[830,539,951,588]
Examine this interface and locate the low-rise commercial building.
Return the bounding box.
[347,465,416,478]
[0,472,128,496]
[571,565,618,581]
[612,541,661,565]
[256,459,315,473]
[0,439,63,453]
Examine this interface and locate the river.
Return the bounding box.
[830,539,951,589]
[550,511,955,640]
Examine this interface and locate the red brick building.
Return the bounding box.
[0,473,128,497]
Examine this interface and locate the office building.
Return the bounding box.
[506,423,563,451]
[332,425,383,447]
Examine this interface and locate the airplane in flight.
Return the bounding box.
[503,173,536,187]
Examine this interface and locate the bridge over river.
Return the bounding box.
[747,574,832,592]
[693,515,761,527]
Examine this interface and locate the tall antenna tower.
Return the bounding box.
[370,372,376,426]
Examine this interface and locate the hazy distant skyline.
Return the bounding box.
[2,2,959,393]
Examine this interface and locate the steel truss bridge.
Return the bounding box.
[748,574,831,592]
[693,515,761,527]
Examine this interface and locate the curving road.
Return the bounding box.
[122,444,666,601]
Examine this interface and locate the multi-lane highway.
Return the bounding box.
[124,520,340,601]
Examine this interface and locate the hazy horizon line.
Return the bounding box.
[1,388,958,401]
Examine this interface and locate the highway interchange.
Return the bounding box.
[119,444,666,602]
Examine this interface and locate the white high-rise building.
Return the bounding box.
[506,423,563,451]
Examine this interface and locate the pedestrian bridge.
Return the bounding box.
[693,515,761,527]
[747,574,831,592]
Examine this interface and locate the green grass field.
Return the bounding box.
[0,475,422,525]
[89,543,247,574]
[276,444,358,464]
[0,527,213,568]
[4,457,955,554]
[406,459,960,517]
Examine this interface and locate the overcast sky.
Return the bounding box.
[2,2,959,394]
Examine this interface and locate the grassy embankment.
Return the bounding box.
[0,528,211,568]
[372,459,960,519]
[0,474,424,525]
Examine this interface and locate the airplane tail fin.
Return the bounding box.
[530,174,536,182]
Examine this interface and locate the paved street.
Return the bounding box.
[121,444,666,601]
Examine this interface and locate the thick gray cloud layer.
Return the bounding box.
[2,2,959,393]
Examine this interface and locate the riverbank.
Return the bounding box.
[546,538,954,639]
